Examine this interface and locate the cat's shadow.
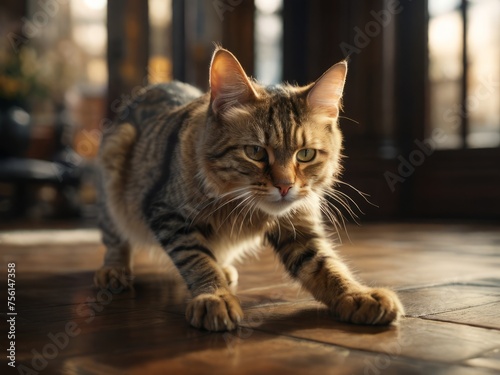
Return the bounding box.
[238,303,400,338]
[57,274,400,369]
[113,276,400,340]
[131,277,398,338]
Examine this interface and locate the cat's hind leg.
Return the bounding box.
[94,204,133,290]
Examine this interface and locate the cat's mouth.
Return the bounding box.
[258,200,295,216]
[257,193,304,216]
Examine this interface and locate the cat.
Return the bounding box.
[94,47,404,331]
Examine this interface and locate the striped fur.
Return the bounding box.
[95,48,404,331]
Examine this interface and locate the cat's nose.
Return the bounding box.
[274,183,293,197]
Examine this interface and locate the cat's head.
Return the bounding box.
[201,48,347,217]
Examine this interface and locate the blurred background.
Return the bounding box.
[0,0,498,227]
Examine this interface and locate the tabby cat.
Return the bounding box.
[95,47,404,331]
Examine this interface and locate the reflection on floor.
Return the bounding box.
[1,223,499,374]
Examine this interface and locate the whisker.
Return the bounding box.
[323,190,360,221]
[323,196,350,229]
[202,190,251,220]
[216,192,251,230]
[335,180,377,207]
[248,198,260,227]
[238,197,257,235]
[317,187,357,243]
[186,186,250,223]
[332,190,366,216]
[338,116,359,125]
[319,203,343,244]
[321,179,375,242]
[227,195,254,236]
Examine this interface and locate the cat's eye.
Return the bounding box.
[244,145,268,162]
[296,149,316,163]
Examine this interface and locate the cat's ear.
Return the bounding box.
[209,48,258,115]
[307,61,347,118]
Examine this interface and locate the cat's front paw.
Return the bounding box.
[332,287,404,325]
[186,291,243,331]
[94,266,133,291]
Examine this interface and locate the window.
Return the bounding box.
[149,0,173,84]
[428,0,500,149]
[254,0,283,85]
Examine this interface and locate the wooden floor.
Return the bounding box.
[1,223,500,374]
